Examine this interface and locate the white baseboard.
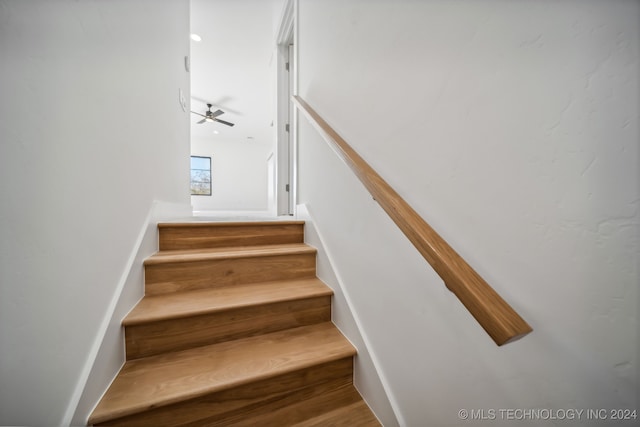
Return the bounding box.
[63,200,192,426]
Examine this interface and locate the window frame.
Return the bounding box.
[190,155,212,196]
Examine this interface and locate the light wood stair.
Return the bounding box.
[88,221,381,426]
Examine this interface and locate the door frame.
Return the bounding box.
[275,0,297,216]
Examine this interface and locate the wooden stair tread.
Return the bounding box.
[124,278,333,325]
[292,400,382,427]
[89,323,356,425]
[210,382,378,427]
[89,221,381,426]
[144,243,316,265]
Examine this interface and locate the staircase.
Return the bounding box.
[88,221,381,426]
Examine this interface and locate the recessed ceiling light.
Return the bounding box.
[213,130,219,134]
[190,33,202,42]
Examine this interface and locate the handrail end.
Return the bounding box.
[495,325,533,346]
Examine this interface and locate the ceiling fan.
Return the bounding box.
[191,104,235,127]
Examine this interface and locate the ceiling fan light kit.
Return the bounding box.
[191,103,235,127]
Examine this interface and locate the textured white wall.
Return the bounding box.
[0,1,190,425]
[297,205,400,426]
[191,137,271,212]
[296,1,638,426]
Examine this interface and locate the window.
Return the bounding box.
[190,156,211,196]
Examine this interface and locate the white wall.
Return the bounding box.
[191,137,272,212]
[70,201,191,426]
[298,205,400,426]
[0,1,190,425]
[296,1,639,426]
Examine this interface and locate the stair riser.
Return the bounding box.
[145,253,317,295]
[126,296,332,359]
[93,358,354,427]
[89,220,380,426]
[159,223,305,251]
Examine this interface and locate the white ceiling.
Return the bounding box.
[189,0,283,145]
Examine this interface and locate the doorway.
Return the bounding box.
[190,0,278,216]
[276,0,296,216]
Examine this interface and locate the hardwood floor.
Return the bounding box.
[88,221,380,426]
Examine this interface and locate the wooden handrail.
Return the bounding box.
[293,95,532,346]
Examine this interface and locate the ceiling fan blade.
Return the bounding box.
[191,111,206,118]
[210,109,224,118]
[191,95,243,115]
[197,118,207,124]
[214,118,235,127]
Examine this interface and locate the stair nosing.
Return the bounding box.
[89,323,356,425]
[158,220,306,228]
[144,243,317,266]
[124,278,333,326]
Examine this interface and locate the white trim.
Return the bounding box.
[290,0,299,216]
[275,0,298,216]
[276,0,294,45]
[275,44,290,216]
